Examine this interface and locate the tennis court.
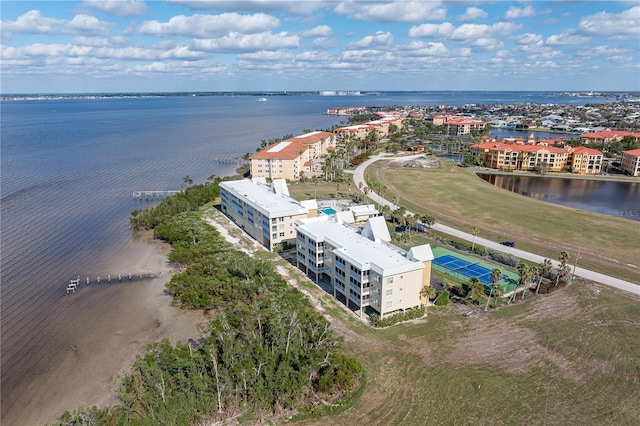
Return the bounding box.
[431,247,518,292]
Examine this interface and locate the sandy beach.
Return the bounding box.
[3,232,209,426]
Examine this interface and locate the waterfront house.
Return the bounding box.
[219,178,316,251]
[579,131,640,145]
[470,141,568,172]
[250,131,335,181]
[620,148,640,176]
[295,214,433,319]
[442,116,486,136]
[334,111,404,140]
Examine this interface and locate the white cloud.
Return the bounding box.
[408,22,455,38]
[578,6,640,40]
[237,50,294,61]
[545,33,589,46]
[67,14,113,35]
[295,51,333,62]
[95,45,205,60]
[401,40,448,57]
[471,38,503,51]
[514,33,543,45]
[2,43,94,58]
[191,32,299,52]
[576,45,631,58]
[349,31,394,48]
[459,7,488,22]
[1,10,62,37]
[83,0,147,17]
[335,0,446,23]
[167,0,324,15]
[138,13,280,38]
[504,5,536,20]
[300,25,332,38]
[449,22,517,42]
[132,60,227,74]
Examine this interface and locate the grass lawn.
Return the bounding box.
[364,160,639,284]
[295,283,640,426]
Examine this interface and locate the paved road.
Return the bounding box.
[353,153,640,296]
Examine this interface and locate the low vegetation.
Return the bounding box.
[52,182,363,425]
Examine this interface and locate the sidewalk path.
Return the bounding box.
[353,153,640,296]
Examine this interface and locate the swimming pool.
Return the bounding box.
[321,208,337,215]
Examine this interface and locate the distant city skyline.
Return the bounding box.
[1,1,639,94]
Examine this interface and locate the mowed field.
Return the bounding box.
[362,160,639,284]
[295,282,640,425]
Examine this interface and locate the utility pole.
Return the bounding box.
[572,246,581,282]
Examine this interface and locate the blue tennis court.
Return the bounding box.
[433,254,497,285]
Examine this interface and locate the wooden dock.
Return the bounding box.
[133,190,180,200]
[65,272,158,294]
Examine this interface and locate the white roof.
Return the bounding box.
[271,178,289,196]
[335,210,355,224]
[407,244,434,262]
[267,141,292,152]
[361,216,390,243]
[349,204,379,217]
[296,216,424,275]
[220,179,308,217]
[300,199,318,210]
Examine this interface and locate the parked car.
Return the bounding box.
[500,241,515,247]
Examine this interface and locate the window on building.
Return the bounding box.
[386,289,393,296]
[384,301,392,308]
[386,277,394,284]
[279,232,285,237]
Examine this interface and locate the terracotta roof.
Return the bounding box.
[292,131,333,145]
[622,148,640,156]
[251,140,308,160]
[446,116,485,125]
[580,131,632,139]
[572,146,603,155]
[472,141,566,154]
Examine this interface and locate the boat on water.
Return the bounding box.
[257,97,268,102]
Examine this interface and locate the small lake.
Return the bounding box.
[438,154,467,162]
[477,173,640,221]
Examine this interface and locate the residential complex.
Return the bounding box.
[471,139,603,174]
[296,214,433,319]
[334,112,404,140]
[620,149,640,176]
[219,177,434,319]
[219,178,317,251]
[250,131,336,181]
[580,131,640,145]
[432,115,486,136]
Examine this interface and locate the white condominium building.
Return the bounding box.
[296,215,434,319]
[219,178,317,251]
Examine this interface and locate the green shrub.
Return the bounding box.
[434,290,450,306]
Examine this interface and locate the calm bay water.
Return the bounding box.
[478,173,640,220]
[0,91,627,423]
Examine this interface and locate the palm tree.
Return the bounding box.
[405,214,417,234]
[471,226,480,252]
[556,251,569,286]
[511,263,530,303]
[420,285,437,311]
[469,279,485,305]
[421,214,435,229]
[535,259,552,294]
[485,268,503,311]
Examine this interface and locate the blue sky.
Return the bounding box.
[1,1,639,93]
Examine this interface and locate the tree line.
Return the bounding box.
[53,180,363,425]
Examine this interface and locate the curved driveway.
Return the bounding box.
[353,153,640,296]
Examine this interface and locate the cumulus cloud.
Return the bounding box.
[67,14,113,35]
[237,50,294,61]
[1,10,62,37]
[2,43,93,58]
[132,60,227,74]
[578,6,640,40]
[545,32,590,46]
[191,32,299,52]
[459,7,488,22]
[408,22,455,38]
[401,40,448,57]
[504,5,535,20]
[514,33,543,45]
[167,0,324,15]
[95,45,205,60]
[83,0,148,17]
[138,13,280,38]
[300,25,332,38]
[349,31,394,48]
[335,0,446,23]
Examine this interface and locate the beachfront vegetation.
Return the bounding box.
[53,181,363,425]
